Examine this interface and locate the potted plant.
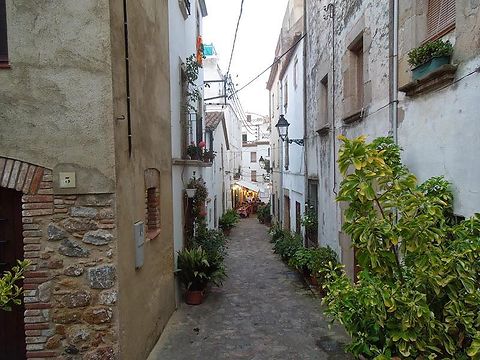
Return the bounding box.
[218,209,239,235]
[176,247,210,305]
[186,143,202,160]
[257,202,272,225]
[186,177,208,218]
[203,149,216,163]
[407,39,453,80]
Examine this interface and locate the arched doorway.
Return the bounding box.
[0,187,26,359]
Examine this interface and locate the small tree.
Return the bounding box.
[322,135,480,359]
[1,260,30,311]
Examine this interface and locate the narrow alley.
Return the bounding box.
[148,218,351,360]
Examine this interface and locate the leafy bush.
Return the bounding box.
[269,223,286,243]
[301,204,318,231]
[273,232,302,261]
[192,224,227,273]
[257,202,272,224]
[407,39,453,67]
[177,246,226,291]
[289,246,338,281]
[186,177,208,218]
[322,135,480,359]
[219,209,239,231]
[1,260,30,311]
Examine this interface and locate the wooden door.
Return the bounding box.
[284,196,290,231]
[0,188,26,360]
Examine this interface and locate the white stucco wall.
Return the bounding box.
[399,58,480,217]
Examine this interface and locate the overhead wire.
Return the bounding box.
[229,33,306,98]
[227,0,246,75]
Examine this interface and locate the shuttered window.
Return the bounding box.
[427,0,456,39]
[0,0,8,63]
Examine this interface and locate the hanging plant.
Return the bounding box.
[186,177,208,218]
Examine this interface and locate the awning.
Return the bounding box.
[234,180,260,193]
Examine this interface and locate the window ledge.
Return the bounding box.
[172,158,213,167]
[316,125,330,136]
[147,229,161,241]
[0,62,11,69]
[399,64,457,97]
[342,109,363,125]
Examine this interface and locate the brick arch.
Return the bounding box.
[0,156,49,194]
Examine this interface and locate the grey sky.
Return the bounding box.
[204,0,290,116]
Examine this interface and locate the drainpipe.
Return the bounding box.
[302,0,308,245]
[391,0,399,144]
[279,139,284,228]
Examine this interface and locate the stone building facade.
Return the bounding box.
[305,0,480,279]
[0,0,174,359]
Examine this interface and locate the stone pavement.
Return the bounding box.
[148,217,352,360]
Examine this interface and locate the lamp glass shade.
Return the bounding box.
[275,115,289,141]
[259,156,265,169]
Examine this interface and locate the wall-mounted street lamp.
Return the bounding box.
[275,115,304,146]
[259,156,271,174]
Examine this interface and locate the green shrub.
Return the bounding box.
[219,209,239,231]
[269,224,285,243]
[257,202,272,224]
[322,135,480,359]
[1,260,30,311]
[407,39,453,67]
[273,232,302,261]
[289,246,338,281]
[177,247,226,291]
[192,224,227,273]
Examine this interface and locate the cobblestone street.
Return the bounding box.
[148,217,352,360]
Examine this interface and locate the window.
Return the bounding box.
[146,187,160,232]
[284,76,288,112]
[0,0,8,65]
[308,181,318,211]
[250,152,257,163]
[346,36,364,114]
[272,194,276,216]
[319,74,329,129]
[295,201,301,235]
[251,170,257,182]
[267,148,270,157]
[293,57,298,88]
[145,169,161,238]
[426,0,455,39]
[277,81,281,109]
[179,0,191,19]
[242,134,247,142]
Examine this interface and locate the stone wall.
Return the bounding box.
[21,169,118,359]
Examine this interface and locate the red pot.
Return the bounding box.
[309,275,318,286]
[185,290,204,305]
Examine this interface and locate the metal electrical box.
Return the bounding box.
[134,221,145,269]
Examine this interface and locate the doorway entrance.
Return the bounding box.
[0,187,26,360]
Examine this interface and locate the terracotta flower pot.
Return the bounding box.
[309,275,318,286]
[185,290,204,305]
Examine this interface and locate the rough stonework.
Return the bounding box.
[87,265,116,289]
[18,170,119,359]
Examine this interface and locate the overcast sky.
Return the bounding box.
[203,0,290,117]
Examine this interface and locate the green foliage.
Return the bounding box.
[273,232,302,261]
[186,177,208,218]
[301,204,318,231]
[219,209,239,231]
[1,260,30,311]
[185,54,202,113]
[192,223,227,285]
[407,39,453,68]
[324,135,480,359]
[269,223,285,243]
[257,202,272,224]
[176,247,211,291]
[289,246,338,281]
